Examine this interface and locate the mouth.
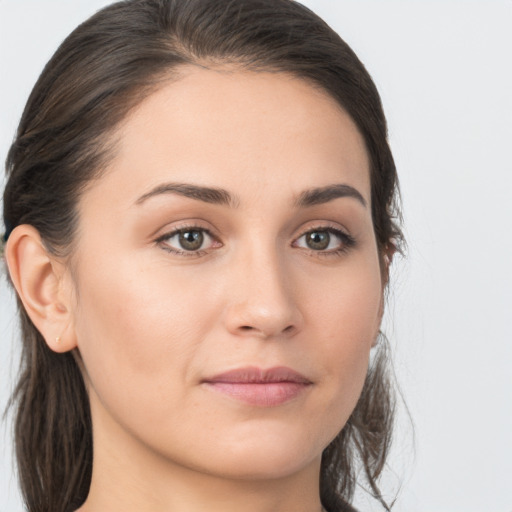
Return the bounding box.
[202,366,313,407]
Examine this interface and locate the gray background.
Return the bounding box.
[1,1,511,510]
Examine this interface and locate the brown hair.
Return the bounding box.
[3,1,403,511]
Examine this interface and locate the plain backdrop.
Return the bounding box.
[1,1,511,511]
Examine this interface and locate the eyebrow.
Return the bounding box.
[134,182,366,209]
[135,183,238,207]
[295,184,367,208]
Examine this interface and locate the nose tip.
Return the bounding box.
[230,307,301,339]
[222,263,304,340]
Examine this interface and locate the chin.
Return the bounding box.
[212,454,318,481]
[193,430,325,481]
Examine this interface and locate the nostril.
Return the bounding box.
[238,324,295,335]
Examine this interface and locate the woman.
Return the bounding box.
[2,0,402,511]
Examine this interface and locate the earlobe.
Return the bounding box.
[372,295,385,348]
[5,225,77,353]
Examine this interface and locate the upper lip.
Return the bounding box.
[203,366,312,384]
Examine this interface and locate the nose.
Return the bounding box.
[222,248,304,340]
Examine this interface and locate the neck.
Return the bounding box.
[80,456,325,512]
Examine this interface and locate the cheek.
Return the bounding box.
[307,252,382,350]
[71,253,215,407]
[304,253,382,425]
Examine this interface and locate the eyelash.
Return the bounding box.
[155,225,218,258]
[155,224,356,258]
[294,226,356,257]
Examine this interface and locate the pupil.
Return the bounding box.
[179,230,204,251]
[307,231,330,250]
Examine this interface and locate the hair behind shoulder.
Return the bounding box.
[3,1,402,511]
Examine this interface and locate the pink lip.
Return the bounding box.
[202,366,312,407]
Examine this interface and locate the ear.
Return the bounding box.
[5,225,77,353]
[372,242,396,347]
[372,296,385,348]
[380,240,397,287]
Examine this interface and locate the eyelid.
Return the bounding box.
[292,223,356,254]
[153,220,355,258]
[154,223,222,256]
[293,221,352,240]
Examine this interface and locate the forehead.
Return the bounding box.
[85,67,371,211]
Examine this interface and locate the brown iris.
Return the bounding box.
[305,231,330,250]
[179,230,204,251]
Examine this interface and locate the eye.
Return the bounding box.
[156,227,220,255]
[293,227,355,254]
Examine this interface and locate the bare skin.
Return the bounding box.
[7,67,384,512]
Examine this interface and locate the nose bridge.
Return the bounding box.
[223,235,302,338]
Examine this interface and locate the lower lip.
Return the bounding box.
[204,382,310,407]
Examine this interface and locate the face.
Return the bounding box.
[68,67,383,482]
